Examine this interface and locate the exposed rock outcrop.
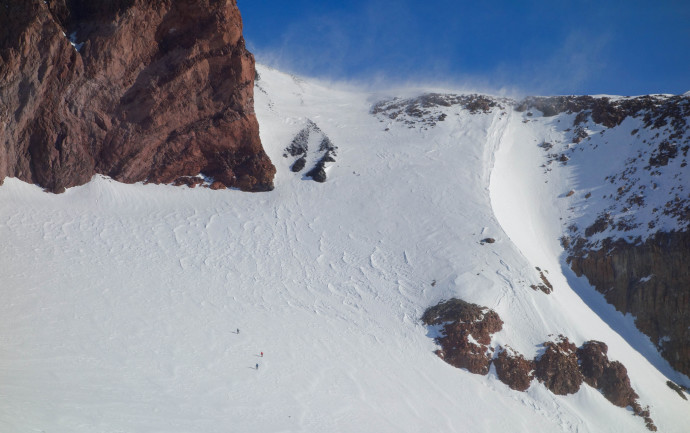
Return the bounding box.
[666,380,689,400]
[530,267,553,294]
[0,0,275,193]
[371,93,509,129]
[534,337,656,429]
[577,341,639,407]
[516,94,690,131]
[423,299,655,430]
[283,120,337,182]
[577,341,656,431]
[422,298,503,375]
[569,232,690,376]
[493,347,535,391]
[534,336,583,395]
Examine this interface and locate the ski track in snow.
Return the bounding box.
[0,64,688,432]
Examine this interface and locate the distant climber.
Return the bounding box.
[237,328,240,334]
[260,352,263,357]
[256,363,259,370]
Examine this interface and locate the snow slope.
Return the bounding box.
[0,65,688,432]
[490,100,690,376]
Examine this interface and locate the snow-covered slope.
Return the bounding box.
[490,95,690,376]
[0,65,688,432]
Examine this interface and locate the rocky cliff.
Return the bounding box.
[0,0,275,193]
[569,232,690,376]
[520,93,689,378]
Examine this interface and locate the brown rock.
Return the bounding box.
[600,361,640,407]
[0,0,275,193]
[569,232,690,376]
[435,325,493,375]
[534,336,583,395]
[209,181,226,190]
[631,402,658,432]
[530,268,554,294]
[422,301,658,430]
[577,341,610,389]
[494,347,535,391]
[577,341,639,408]
[422,298,503,375]
[172,176,204,188]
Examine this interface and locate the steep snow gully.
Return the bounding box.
[489,107,690,420]
[1,65,688,433]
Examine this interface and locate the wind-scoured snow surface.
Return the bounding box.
[1,65,688,432]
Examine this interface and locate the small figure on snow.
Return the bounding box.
[260,351,263,357]
[256,363,259,370]
[236,328,240,334]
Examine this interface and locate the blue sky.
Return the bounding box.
[238,1,689,96]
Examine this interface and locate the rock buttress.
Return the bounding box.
[0,0,275,193]
[569,232,690,376]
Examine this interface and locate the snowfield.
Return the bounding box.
[1,64,688,432]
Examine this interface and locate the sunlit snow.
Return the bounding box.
[0,64,687,432]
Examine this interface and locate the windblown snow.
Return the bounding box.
[0,65,688,432]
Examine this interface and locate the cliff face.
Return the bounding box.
[569,232,690,376]
[0,0,275,193]
[517,93,689,378]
